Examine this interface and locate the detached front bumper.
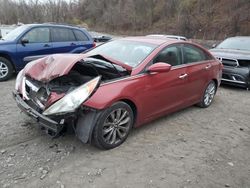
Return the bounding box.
[13,91,65,136]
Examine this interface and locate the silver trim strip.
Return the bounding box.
[221,78,246,84]
[101,74,147,86]
[171,60,212,70]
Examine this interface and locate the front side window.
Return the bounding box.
[22,27,50,43]
[153,46,182,66]
[52,28,76,42]
[183,45,208,64]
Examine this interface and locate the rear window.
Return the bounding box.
[73,29,89,41]
[51,27,76,42]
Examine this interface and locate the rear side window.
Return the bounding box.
[23,27,50,43]
[183,45,209,64]
[73,29,89,41]
[51,28,76,42]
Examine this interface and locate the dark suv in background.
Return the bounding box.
[210,36,250,89]
[0,23,95,81]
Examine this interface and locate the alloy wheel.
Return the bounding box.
[102,108,131,145]
[0,62,8,79]
[204,82,216,106]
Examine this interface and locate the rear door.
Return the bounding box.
[16,27,52,68]
[51,27,79,54]
[73,29,93,53]
[182,44,214,104]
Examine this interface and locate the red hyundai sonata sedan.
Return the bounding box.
[13,37,222,149]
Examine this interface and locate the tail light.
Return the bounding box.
[93,42,96,48]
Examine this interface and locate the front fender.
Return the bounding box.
[0,50,16,69]
[75,109,102,143]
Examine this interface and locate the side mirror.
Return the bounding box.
[21,38,29,45]
[147,62,172,74]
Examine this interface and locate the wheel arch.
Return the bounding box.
[120,99,137,125]
[212,78,219,93]
[212,78,218,88]
[0,52,16,72]
[76,98,138,144]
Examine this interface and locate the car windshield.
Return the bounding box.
[2,25,29,41]
[216,37,250,51]
[86,40,157,67]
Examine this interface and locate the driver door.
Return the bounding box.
[140,45,189,120]
[16,27,53,69]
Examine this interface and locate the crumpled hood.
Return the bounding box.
[210,48,250,60]
[23,53,132,82]
[23,54,88,82]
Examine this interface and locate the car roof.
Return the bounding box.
[23,23,83,30]
[146,34,187,40]
[225,36,250,40]
[121,36,180,46]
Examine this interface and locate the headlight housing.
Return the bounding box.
[15,70,24,91]
[43,76,101,116]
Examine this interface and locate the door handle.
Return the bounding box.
[179,73,188,79]
[44,44,50,47]
[205,64,211,70]
[70,43,76,46]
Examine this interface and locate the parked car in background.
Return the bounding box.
[13,37,222,149]
[147,34,187,41]
[90,31,112,42]
[210,36,250,89]
[0,23,95,81]
[0,26,16,39]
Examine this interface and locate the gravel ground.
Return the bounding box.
[0,78,249,188]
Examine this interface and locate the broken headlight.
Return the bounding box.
[15,69,24,91]
[43,76,101,115]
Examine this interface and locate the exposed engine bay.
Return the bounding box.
[48,57,129,94]
[23,57,129,111]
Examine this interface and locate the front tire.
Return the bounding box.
[197,80,216,108]
[0,57,13,81]
[93,102,134,150]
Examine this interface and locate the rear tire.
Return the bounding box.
[0,57,13,81]
[197,80,216,108]
[93,102,134,150]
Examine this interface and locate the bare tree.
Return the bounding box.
[0,0,249,39]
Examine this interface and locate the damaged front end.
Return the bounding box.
[13,54,130,142]
[13,73,101,138]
